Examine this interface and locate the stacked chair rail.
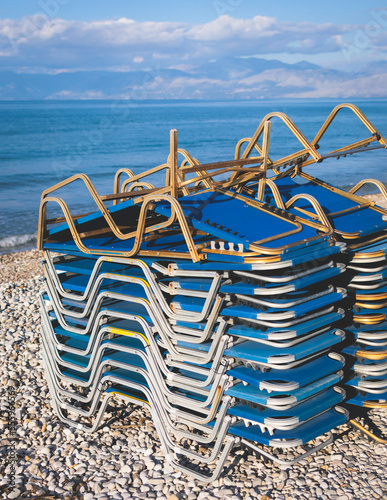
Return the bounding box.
[38,103,387,481]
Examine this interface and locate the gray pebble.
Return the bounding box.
[116,477,128,486]
[149,478,165,485]
[120,465,132,474]
[7,489,21,499]
[215,488,234,498]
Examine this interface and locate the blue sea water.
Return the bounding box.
[1,98,387,253]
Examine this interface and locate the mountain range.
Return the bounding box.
[1,57,386,100]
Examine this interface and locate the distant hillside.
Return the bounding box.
[1,57,386,100]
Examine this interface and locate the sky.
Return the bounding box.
[0,0,386,74]
[0,0,380,24]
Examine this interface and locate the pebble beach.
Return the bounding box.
[1,195,387,500]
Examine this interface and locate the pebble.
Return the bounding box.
[216,488,234,497]
[7,489,21,499]
[1,249,387,500]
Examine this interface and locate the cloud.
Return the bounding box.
[0,14,368,72]
[188,15,277,42]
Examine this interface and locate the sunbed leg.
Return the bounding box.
[350,419,387,444]
[240,432,334,466]
[167,436,237,484]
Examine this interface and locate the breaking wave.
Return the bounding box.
[0,233,37,252]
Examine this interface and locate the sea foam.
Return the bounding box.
[0,233,36,250]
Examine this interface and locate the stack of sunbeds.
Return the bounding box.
[37,104,387,481]
[343,231,387,409]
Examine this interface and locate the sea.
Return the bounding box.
[1,98,387,254]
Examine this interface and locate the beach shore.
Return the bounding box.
[0,249,43,283]
[1,194,387,499]
[364,193,387,208]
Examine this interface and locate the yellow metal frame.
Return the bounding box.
[232,112,321,180]
[350,419,387,442]
[228,104,387,235]
[356,292,387,301]
[311,103,387,149]
[353,313,387,325]
[355,349,387,360]
[349,178,387,203]
[355,300,387,310]
[37,173,202,262]
[282,104,387,229]
[38,103,387,262]
[37,124,275,260]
